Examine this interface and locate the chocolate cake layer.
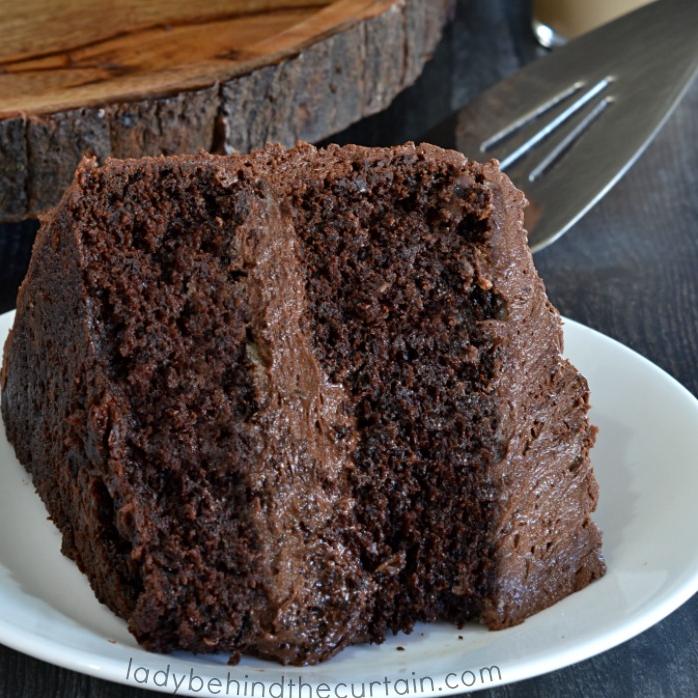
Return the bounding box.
[0,143,605,665]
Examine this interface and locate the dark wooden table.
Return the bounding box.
[1,1,697,696]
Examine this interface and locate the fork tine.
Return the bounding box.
[494,78,613,171]
[528,96,614,182]
[481,81,585,152]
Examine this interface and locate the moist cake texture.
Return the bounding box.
[0,142,605,665]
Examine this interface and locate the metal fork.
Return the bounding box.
[424,0,698,252]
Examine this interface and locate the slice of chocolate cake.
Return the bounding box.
[0,142,604,665]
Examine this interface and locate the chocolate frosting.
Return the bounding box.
[230,184,370,662]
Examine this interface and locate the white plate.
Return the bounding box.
[1,309,698,696]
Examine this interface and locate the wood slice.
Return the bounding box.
[0,0,453,221]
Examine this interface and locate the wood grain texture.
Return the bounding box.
[0,1,330,63]
[1,1,697,696]
[0,0,453,221]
